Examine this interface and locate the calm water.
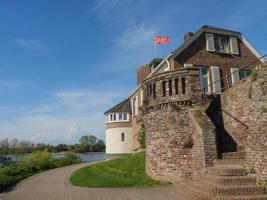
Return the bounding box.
[1,152,106,163]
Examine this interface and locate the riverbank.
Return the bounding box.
[70,152,169,187]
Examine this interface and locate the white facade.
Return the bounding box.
[106,127,133,154]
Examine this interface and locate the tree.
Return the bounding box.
[9,138,18,149]
[88,135,97,145]
[79,136,89,146]
[0,138,9,154]
[94,139,105,152]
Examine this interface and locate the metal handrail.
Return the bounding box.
[204,54,267,95]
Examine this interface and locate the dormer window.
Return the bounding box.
[214,36,230,53]
[206,33,239,55]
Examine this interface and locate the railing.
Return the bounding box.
[203,54,267,102]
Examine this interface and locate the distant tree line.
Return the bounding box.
[0,135,105,154]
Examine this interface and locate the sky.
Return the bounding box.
[0,0,266,144]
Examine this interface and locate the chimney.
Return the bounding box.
[184,32,194,42]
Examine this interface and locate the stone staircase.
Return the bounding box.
[188,152,267,200]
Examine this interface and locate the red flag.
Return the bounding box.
[154,36,170,44]
[155,36,162,44]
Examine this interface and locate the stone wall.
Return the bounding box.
[144,106,217,182]
[143,68,217,182]
[189,108,217,168]
[221,63,267,180]
[145,107,193,182]
[142,67,203,108]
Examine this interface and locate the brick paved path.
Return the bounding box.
[2,161,187,200]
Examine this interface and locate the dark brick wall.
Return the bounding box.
[137,64,151,85]
[169,33,259,90]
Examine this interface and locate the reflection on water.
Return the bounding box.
[1,152,106,163]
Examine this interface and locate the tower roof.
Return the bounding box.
[104,98,131,115]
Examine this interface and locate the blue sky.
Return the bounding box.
[0,0,266,144]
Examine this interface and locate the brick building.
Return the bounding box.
[104,25,267,197]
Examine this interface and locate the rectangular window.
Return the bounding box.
[121,132,125,142]
[239,70,251,80]
[113,113,116,121]
[118,113,123,121]
[110,114,113,121]
[123,113,128,121]
[175,78,179,95]
[153,83,156,99]
[199,67,208,95]
[168,80,172,96]
[214,36,230,53]
[182,77,186,94]
[162,81,166,97]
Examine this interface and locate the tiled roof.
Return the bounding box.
[104,98,131,115]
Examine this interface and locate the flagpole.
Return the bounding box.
[154,35,157,58]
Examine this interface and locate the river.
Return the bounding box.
[1,152,106,163]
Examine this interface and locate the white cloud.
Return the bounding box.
[0,86,129,144]
[12,38,47,50]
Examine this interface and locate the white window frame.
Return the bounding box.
[106,113,130,123]
[214,36,230,53]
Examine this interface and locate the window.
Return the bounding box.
[123,113,128,121]
[113,114,116,121]
[118,113,123,121]
[121,132,125,142]
[199,67,208,94]
[175,78,179,95]
[182,77,186,94]
[239,70,251,80]
[214,36,229,53]
[109,114,113,122]
[153,83,156,99]
[168,80,172,96]
[162,81,166,97]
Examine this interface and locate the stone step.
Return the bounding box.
[204,174,257,186]
[209,185,266,196]
[206,166,247,176]
[214,159,245,166]
[222,152,246,160]
[212,195,267,200]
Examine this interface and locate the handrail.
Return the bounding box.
[204,54,267,95]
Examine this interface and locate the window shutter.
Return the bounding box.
[135,95,139,115]
[211,66,221,94]
[140,90,143,106]
[231,68,240,85]
[206,33,215,52]
[230,37,239,55]
[184,63,193,68]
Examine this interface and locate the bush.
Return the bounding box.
[54,153,82,167]
[0,174,15,190]
[0,152,82,192]
[20,152,56,172]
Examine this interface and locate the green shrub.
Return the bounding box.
[20,152,56,172]
[0,152,82,192]
[0,174,15,190]
[54,153,82,167]
[248,167,256,174]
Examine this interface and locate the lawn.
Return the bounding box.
[70,152,168,187]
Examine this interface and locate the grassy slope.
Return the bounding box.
[70,152,168,187]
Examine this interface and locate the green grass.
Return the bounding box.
[70,152,168,187]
